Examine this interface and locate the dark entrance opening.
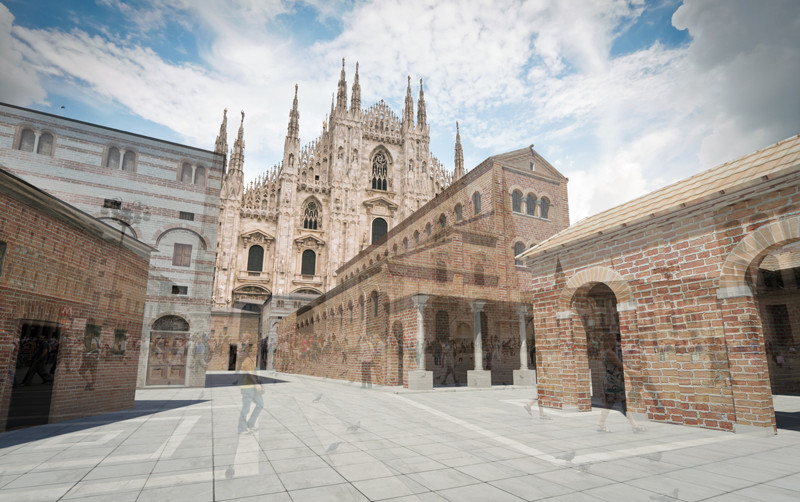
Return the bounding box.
[576,284,623,407]
[7,321,60,430]
[228,345,238,371]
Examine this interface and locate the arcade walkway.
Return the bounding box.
[0,371,798,501]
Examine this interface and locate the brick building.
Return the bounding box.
[520,134,800,435]
[0,167,151,431]
[0,103,224,387]
[275,146,568,389]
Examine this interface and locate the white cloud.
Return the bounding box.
[0,4,46,106]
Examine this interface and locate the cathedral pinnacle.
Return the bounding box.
[230,110,245,173]
[287,84,299,140]
[336,57,348,114]
[214,108,228,172]
[350,61,361,111]
[403,75,414,130]
[454,121,465,179]
[417,78,427,129]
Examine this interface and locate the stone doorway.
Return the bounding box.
[7,321,60,430]
[146,315,189,386]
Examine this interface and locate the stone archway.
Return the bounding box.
[146,315,190,386]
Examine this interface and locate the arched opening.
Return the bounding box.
[371,152,388,190]
[301,249,316,276]
[303,201,320,230]
[247,245,264,272]
[755,241,800,395]
[147,315,189,386]
[194,165,206,185]
[180,163,193,182]
[540,197,550,219]
[455,203,463,221]
[511,190,522,213]
[372,217,388,244]
[526,194,537,216]
[37,132,53,155]
[514,241,525,266]
[18,128,35,152]
[122,150,136,171]
[472,192,482,214]
[106,147,120,169]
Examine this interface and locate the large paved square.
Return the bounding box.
[0,372,798,501]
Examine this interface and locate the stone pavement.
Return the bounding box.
[0,371,799,502]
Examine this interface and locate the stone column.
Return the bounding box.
[407,294,433,390]
[513,305,536,386]
[468,301,491,387]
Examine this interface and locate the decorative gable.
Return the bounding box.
[240,230,275,247]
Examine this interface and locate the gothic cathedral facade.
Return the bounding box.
[212,61,463,327]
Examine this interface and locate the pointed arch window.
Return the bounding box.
[37,133,53,156]
[247,245,264,272]
[371,152,388,191]
[439,214,446,228]
[526,194,537,216]
[18,128,35,152]
[455,203,463,221]
[301,249,316,276]
[304,201,319,230]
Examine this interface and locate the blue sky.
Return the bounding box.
[2,0,798,222]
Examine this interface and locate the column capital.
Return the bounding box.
[470,301,486,313]
[514,305,528,316]
[411,294,430,309]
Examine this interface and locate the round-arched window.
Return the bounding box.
[372,217,388,244]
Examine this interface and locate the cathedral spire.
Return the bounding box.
[287,84,299,141]
[350,61,361,111]
[416,78,427,129]
[336,57,347,114]
[454,121,465,179]
[330,92,335,122]
[214,108,228,172]
[402,75,414,130]
[230,111,245,173]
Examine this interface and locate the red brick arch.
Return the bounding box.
[557,266,634,312]
[718,215,800,294]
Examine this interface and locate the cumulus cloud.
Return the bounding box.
[0,4,46,106]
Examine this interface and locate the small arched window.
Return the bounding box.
[122,150,136,171]
[474,264,485,286]
[455,203,463,221]
[247,245,264,272]
[540,197,550,219]
[414,230,420,243]
[304,201,319,230]
[436,261,447,283]
[181,163,193,182]
[371,152,388,191]
[439,214,446,228]
[301,249,316,276]
[194,165,206,185]
[106,147,121,169]
[514,242,525,266]
[425,223,431,236]
[37,133,53,156]
[403,237,409,249]
[372,292,379,317]
[473,192,482,214]
[512,190,522,213]
[18,128,35,152]
[526,194,536,216]
[372,217,388,244]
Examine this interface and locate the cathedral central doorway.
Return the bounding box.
[7,321,60,430]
